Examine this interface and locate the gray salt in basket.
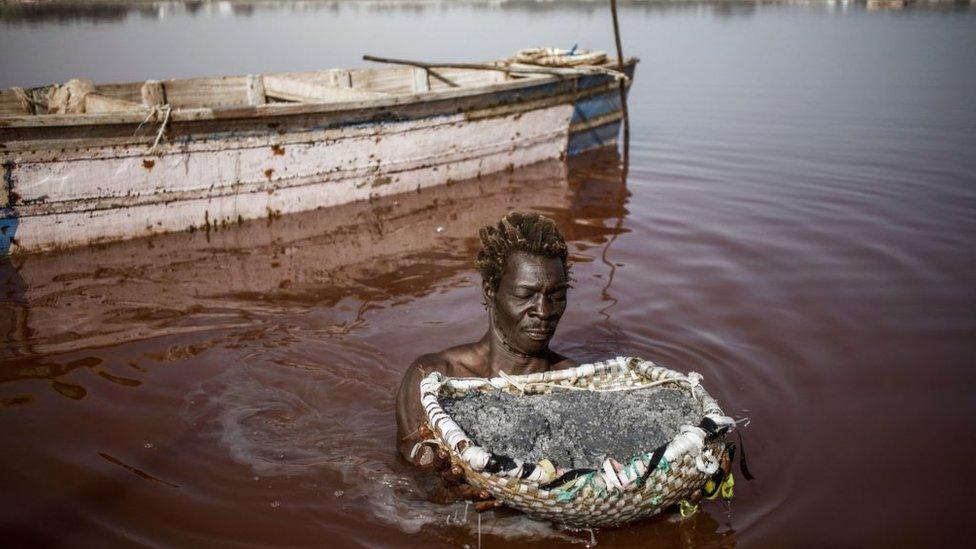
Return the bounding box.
[418,357,736,528]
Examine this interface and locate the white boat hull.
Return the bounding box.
[8,106,571,252]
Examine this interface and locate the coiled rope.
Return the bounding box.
[515,47,607,67]
[511,47,627,81]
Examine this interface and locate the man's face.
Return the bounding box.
[488,250,568,356]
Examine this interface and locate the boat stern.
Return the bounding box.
[568,58,637,156]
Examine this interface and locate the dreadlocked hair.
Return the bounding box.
[476,211,569,291]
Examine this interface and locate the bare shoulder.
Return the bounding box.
[398,341,482,399]
[395,345,482,460]
[395,353,450,455]
[395,353,445,411]
[409,351,453,377]
[422,340,489,378]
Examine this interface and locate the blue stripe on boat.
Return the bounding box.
[577,73,616,90]
[571,90,622,124]
[568,120,622,156]
[0,212,16,256]
[1,163,15,256]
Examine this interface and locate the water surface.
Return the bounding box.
[2,2,975,547]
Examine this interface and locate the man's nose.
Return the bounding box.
[529,295,556,319]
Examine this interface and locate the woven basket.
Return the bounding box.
[419,357,735,528]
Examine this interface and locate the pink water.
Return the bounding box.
[2,3,975,547]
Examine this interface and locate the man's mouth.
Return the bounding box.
[523,327,554,340]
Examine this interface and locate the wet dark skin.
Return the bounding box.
[395,251,576,506]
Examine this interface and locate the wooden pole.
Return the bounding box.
[609,0,630,169]
[362,54,621,81]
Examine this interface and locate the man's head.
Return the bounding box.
[476,212,569,356]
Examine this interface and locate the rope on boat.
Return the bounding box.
[515,47,607,67]
[511,47,628,81]
[135,104,172,154]
[10,87,36,115]
[44,78,94,114]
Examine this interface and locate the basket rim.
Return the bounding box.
[419,356,736,495]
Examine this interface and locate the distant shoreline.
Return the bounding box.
[1,0,970,21]
[1,0,970,6]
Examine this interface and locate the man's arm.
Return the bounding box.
[395,361,428,462]
[394,356,495,505]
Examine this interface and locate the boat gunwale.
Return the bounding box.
[0,74,633,158]
[0,59,638,131]
[5,91,593,160]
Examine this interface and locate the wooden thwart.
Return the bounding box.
[163,76,250,109]
[85,94,147,114]
[412,68,430,93]
[263,74,390,103]
[246,74,266,106]
[328,69,353,88]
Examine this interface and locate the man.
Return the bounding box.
[394,211,576,503]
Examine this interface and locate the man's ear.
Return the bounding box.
[482,282,495,306]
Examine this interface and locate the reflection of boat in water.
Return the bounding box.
[0,150,628,361]
[0,53,635,255]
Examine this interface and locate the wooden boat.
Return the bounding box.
[0,53,636,255]
[1,149,628,359]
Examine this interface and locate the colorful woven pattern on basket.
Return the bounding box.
[419,357,735,528]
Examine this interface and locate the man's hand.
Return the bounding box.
[412,444,449,472]
[412,423,498,507]
[412,424,450,471]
